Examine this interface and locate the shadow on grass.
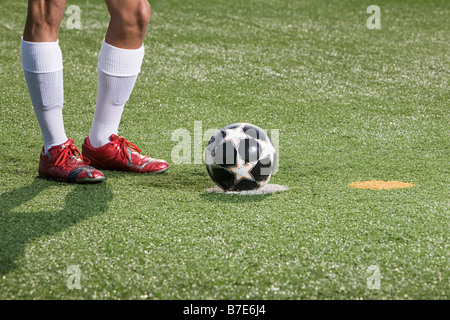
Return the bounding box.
[103,168,272,203]
[199,191,272,203]
[104,167,213,192]
[0,177,112,276]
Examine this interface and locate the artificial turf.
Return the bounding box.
[0,0,448,299]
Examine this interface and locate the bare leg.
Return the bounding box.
[104,0,151,49]
[23,0,66,42]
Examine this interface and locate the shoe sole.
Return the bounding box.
[151,166,169,174]
[39,174,105,184]
[75,176,106,183]
[84,163,170,174]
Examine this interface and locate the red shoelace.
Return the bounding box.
[113,136,142,159]
[55,143,90,167]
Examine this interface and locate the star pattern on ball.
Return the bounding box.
[204,123,277,191]
[227,156,256,183]
[223,127,249,149]
[256,138,276,163]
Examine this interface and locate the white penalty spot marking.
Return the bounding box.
[206,184,288,195]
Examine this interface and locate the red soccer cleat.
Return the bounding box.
[82,134,169,174]
[39,139,105,183]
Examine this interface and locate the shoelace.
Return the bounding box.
[55,144,90,167]
[116,136,142,159]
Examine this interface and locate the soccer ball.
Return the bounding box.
[204,123,276,191]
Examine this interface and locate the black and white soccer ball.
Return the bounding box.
[204,123,276,191]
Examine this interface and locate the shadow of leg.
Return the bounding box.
[0,178,113,276]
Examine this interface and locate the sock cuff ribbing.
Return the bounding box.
[21,38,63,73]
[98,41,145,77]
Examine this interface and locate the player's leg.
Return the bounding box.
[88,0,150,149]
[22,0,67,151]
[104,0,151,49]
[83,0,168,173]
[22,0,104,183]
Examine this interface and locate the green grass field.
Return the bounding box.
[0,0,448,299]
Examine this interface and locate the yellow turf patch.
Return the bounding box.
[348,180,414,190]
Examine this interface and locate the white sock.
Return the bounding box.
[88,41,145,148]
[21,39,68,153]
